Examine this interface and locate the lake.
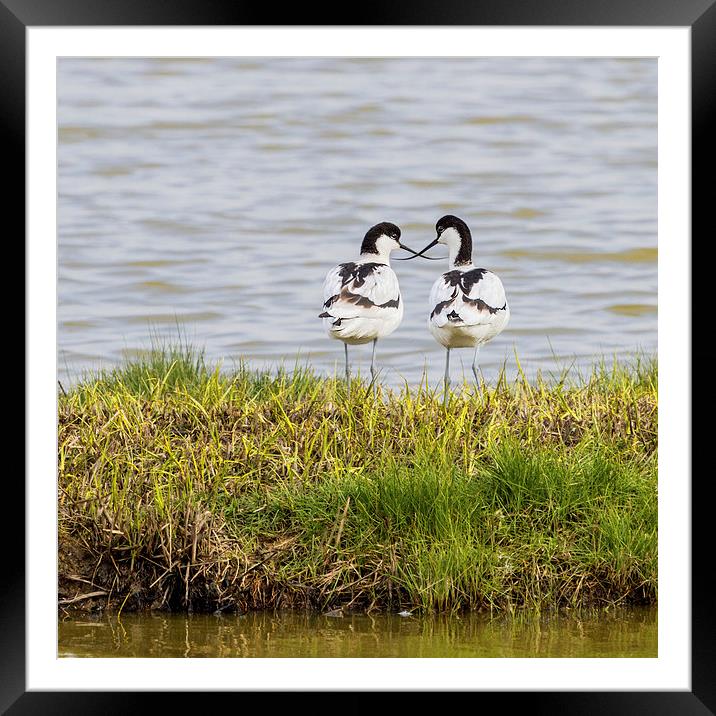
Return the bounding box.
[58,57,657,388]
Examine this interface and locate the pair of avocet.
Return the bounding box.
[319,216,510,399]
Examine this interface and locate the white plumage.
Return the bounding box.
[400,214,509,400]
[319,222,417,384]
[321,261,404,345]
[428,267,510,348]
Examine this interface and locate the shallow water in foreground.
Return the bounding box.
[59,606,656,658]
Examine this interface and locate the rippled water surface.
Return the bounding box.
[58,607,657,658]
[58,58,657,387]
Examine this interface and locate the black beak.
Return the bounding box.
[395,237,441,261]
[397,241,428,257]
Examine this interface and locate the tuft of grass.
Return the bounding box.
[58,345,657,614]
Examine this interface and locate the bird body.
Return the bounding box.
[321,258,404,345]
[428,265,510,349]
[319,222,417,383]
[399,214,509,400]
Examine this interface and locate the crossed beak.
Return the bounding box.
[396,237,441,261]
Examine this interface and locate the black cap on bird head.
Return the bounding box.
[436,215,472,266]
[436,215,471,239]
[360,222,401,255]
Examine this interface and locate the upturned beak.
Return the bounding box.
[395,237,441,261]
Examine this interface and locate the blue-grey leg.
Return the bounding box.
[370,339,378,382]
[443,347,451,406]
[472,346,481,384]
[370,339,378,396]
[344,343,350,384]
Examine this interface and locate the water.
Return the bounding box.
[58,607,656,658]
[58,58,657,388]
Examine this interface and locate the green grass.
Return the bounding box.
[58,346,657,614]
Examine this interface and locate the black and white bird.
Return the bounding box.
[399,215,510,401]
[319,222,422,384]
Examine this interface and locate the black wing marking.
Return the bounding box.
[461,295,507,315]
[430,295,458,320]
[322,291,399,312]
[337,262,384,288]
[442,268,488,294]
[340,291,400,309]
[320,261,401,319]
[430,268,507,323]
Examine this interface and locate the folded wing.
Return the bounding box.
[320,262,400,321]
[429,268,507,328]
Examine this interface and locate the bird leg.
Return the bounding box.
[443,347,451,407]
[344,343,350,385]
[472,346,481,385]
[370,338,378,396]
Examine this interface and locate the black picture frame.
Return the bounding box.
[8,0,707,712]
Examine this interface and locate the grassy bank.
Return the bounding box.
[58,347,657,614]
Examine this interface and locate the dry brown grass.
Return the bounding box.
[58,350,657,614]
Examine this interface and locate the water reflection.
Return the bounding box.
[59,607,657,658]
